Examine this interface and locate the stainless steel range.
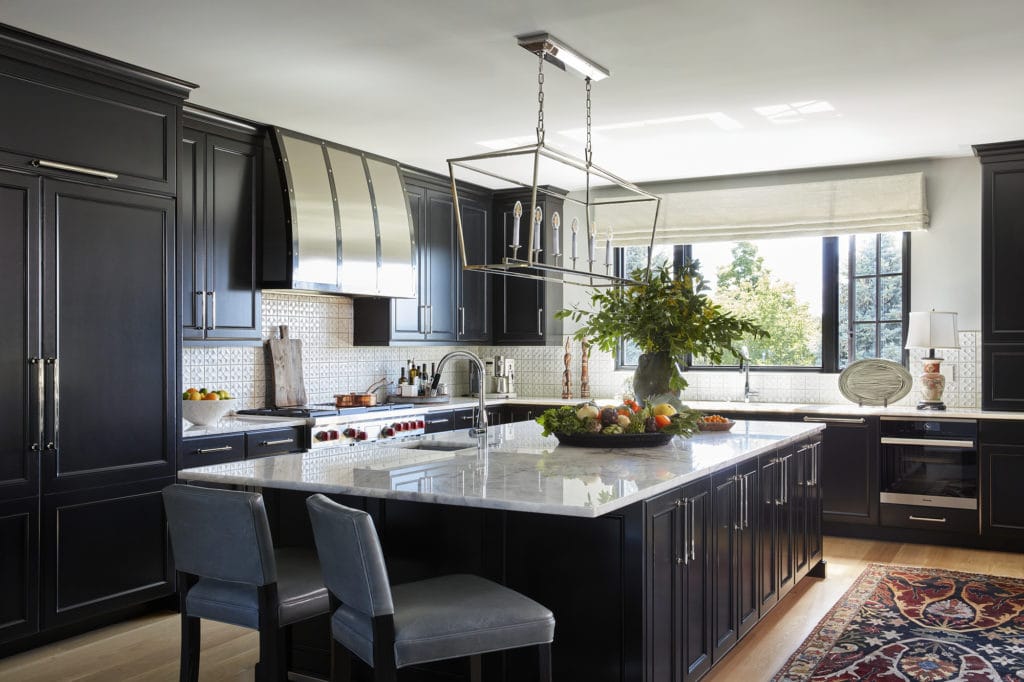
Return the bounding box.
[237,403,426,449]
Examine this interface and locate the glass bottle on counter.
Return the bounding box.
[398,367,407,386]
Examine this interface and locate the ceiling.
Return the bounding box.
[5,0,1024,188]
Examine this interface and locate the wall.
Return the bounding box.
[184,156,982,409]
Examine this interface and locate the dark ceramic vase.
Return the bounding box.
[633,351,679,403]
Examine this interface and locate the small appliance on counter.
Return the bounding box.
[470,355,517,398]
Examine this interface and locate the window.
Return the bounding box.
[617,232,909,372]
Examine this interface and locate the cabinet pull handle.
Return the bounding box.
[460,414,474,422]
[47,358,59,452]
[208,291,217,330]
[880,437,975,448]
[428,305,433,334]
[909,515,947,523]
[418,305,425,333]
[258,438,294,447]
[742,474,749,529]
[196,445,234,454]
[689,498,697,561]
[681,499,689,565]
[459,306,466,336]
[803,416,865,424]
[30,358,44,451]
[197,291,207,330]
[426,418,450,425]
[537,308,543,336]
[32,158,119,181]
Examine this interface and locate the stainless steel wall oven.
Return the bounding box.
[879,417,978,532]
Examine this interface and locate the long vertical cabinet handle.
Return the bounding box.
[459,306,466,336]
[689,497,697,561]
[30,358,43,451]
[677,499,688,565]
[733,474,743,531]
[742,474,749,529]
[537,308,543,336]
[427,305,433,334]
[208,291,217,331]
[46,358,58,451]
[784,456,790,504]
[811,443,819,486]
[196,291,207,329]
[418,305,425,333]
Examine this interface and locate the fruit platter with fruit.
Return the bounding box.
[697,414,735,431]
[536,399,702,447]
[182,387,237,426]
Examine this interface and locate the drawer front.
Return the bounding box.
[179,434,245,469]
[424,412,455,434]
[246,428,303,459]
[880,503,979,534]
[451,408,476,430]
[0,59,177,193]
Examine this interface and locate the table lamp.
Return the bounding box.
[904,310,959,410]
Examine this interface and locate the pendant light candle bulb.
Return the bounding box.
[511,201,523,250]
[533,206,543,252]
[551,212,561,256]
[570,217,579,260]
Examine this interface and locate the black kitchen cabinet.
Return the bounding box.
[41,478,173,629]
[181,112,262,342]
[758,447,796,614]
[0,170,39,505]
[710,457,759,663]
[974,141,1024,410]
[0,26,191,195]
[507,403,551,423]
[979,421,1024,547]
[646,477,712,682]
[179,427,305,469]
[0,497,38,645]
[41,181,177,493]
[355,171,490,345]
[424,412,457,434]
[492,189,564,345]
[809,416,879,528]
[0,24,185,652]
[792,438,824,577]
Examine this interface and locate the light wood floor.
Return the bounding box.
[2,536,1022,682]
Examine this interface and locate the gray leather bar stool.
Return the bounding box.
[306,494,555,682]
[163,484,330,682]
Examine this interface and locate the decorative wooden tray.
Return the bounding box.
[552,431,675,448]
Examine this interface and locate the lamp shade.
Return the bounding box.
[905,311,959,349]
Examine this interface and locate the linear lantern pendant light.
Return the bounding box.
[447,32,662,287]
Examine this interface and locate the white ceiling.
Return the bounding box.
[5,0,1024,188]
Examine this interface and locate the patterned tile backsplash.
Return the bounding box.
[183,292,982,411]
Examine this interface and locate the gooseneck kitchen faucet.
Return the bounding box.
[431,350,489,435]
[740,345,758,402]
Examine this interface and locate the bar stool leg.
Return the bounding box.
[539,642,552,682]
[178,573,200,682]
[469,654,482,682]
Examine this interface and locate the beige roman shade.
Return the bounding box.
[601,172,929,246]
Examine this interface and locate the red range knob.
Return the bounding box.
[315,431,329,441]
[415,419,425,429]
[382,427,396,437]
[343,428,356,438]
[356,431,369,441]
[328,430,340,440]
[393,422,405,432]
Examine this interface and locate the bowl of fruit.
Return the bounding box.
[697,414,735,432]
[536,400,702,448]
[182,388,238,425]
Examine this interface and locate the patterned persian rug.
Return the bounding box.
[772,563,1024,681]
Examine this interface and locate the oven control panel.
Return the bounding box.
[311,415,426,448]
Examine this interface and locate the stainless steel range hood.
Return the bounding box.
[269,128,417,297]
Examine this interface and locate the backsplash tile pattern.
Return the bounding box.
[184,292,982,411]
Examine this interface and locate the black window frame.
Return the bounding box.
[614,233,911,373]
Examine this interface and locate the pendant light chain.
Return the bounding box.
[536,52,546,145]
[585,77,593,167]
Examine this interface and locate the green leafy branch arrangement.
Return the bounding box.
[556,262,768,391]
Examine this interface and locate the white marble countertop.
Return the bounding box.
[182,415,308,438]
[178,419,824,518]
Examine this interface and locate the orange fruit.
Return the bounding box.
[654,414,671,428]
[203,392,220,400]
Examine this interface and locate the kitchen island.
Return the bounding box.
[179,419,825,681]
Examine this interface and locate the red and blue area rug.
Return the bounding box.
[772,563,1024,681]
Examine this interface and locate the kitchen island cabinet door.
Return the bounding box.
[0,497,39,645]
[40,181,176,493]
[0,170,40,504]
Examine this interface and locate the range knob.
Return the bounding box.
[356,431,369,441]
[315,431,329,441]
[393,422,405,432]
[382,427,396,437]
[327,429,340,440]
[343,428,356,438]
[415,419,425,429]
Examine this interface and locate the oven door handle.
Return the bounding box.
[880,437,975,448]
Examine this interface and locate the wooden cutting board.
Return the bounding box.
[269,325,307,407]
